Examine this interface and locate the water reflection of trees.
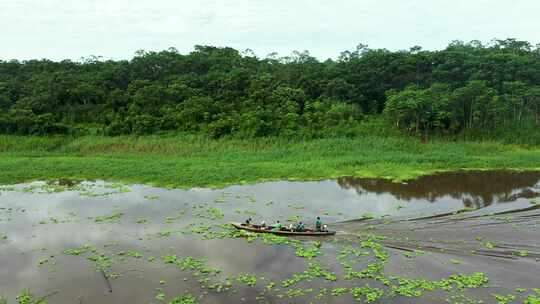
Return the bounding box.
[337,171,540,209]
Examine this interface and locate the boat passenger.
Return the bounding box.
[288,224,293,231]
[244,218,252,226]
[295,221,305,232]
[315,217,322,231]
[260,220,266,228]
[322,224,328,232]
[271,220,282,231]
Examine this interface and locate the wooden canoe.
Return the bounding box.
[230,222,336,236]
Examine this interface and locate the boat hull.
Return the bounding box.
[230,222,336,236]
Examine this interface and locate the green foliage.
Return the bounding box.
[284,287,314,298]
[1,40,539,142]
[94,212,123,222]
[63,245,114,272]
[64,245,95,256]
[331,288,348,296]
[524,289,540,304]
[281,263,336,288]
[16,290,46,304]
[235,274,257,287]
[484,242,495,249]
[155,289,165,301]
[87,253,112,270]
[492,293,516,304]
[135,218,148,224]
[162,255,221,276]
[385,80,540,144]
[350,285,384,303]
[444,272,489,290]
[2,135,539,189]
[294,243,321,259]
[206,207,224,220]
[168,294,198,304]
[117,250,143,259]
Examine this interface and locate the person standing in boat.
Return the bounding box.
[315,217,322,231]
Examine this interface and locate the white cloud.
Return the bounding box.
[1,0,539,61]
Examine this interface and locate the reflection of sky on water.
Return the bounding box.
[1,172,540,303]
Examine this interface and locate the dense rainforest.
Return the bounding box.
[0,39,539,144]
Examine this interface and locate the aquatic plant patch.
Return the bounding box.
[168,294,199,304]
[281,263,336,288]
[15,290,47,304]
[94,212,123,223]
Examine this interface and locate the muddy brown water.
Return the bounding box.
[1,171,539,303]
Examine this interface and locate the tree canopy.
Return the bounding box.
[0,39,538,142]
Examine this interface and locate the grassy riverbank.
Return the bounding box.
[1,135,539,188]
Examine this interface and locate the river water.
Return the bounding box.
[1,171,539,303]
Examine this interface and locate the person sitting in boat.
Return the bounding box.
[271,220,282,231]
[288,223,293,231]
[295,221,305,232]
[244,218,252,226]
[260,220,266,228]
[315,217,322,231]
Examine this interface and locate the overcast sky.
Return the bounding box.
[1,0,539,61]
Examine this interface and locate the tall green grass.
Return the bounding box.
[0,135,539,188]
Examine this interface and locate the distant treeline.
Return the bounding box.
[0,39,539,142]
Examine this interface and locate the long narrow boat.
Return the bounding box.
[230,222,336,236]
